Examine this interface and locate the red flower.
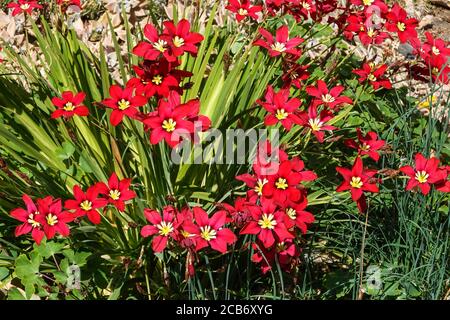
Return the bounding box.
[263,160,310,205]
[350,0,388,12]
[35,198,73,240]
[51,91,89,119]
[298,104,336,143]
[132,23,173,61]
[283,194,315,233]
[345,14,389,46]
[352,63,392,90]
[225,0,262,22]
[7,0,42,16]
[141,206,180,252]
[216,197,255,227]
[100,85,147,126]
[96,173,136,211]
[253,26,303,57]
[399,153,447,195]
[128,59,191,98]
[344,128,385,161]
[385,3,418,43]
[10,194,47,244]
[162,19,204,62]
[182,207,237,253]
[240,201,293,248]
[64,185,108,224]
[282,62,309,89]
[336,157,379,213]
[142,93,198,148]
[420,32,450,67]
[257,86,302,131]
[306,80,353,110]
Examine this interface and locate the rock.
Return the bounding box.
[429,0,450,10]
[418,15,437,29]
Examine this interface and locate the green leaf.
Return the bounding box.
[0,266,9,281]
[62,250,91,267]
[34,240,65,259]
[56,141,75,160]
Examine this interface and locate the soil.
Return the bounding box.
[415,0,450,41]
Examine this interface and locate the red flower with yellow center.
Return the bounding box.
[353,63,392,90]
[306,80,353,110]
[10,194,48,244]
[161,19,204,61]
[35,198,74,240]
[298,105,336,143]
[344,128,385,161]
[142,93,200,148]
[253,26,303,58]
[399,153,447,195]
[182,207,237,253]
[225,0,262,22]
[7,0,42,16]
[64,185,108,224]
[336,157,379,213]
[240,201,293,248]
[257,85,302,131]
[141,206,180,252]
[385,3,418,43]
[51,91,89,119]
[100,84,148,126]
[96,173,136,211]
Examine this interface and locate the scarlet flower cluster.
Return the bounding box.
[10,173,136,244]
[233,141,316,273]
[50,19,212,149]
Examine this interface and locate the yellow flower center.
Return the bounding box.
[415,170,429,183]
[157,221,174,236]
[63,102,75,111]
[275,108,289,120]
[153,39,167,52]
[308,118,323,131]
[432,46,440,56]
[80,200,93,211]
[238,8,248,15]
[368,74,377,82]
[270,42,286,53]
[109,189,121,200]
[276,242,287,252]
[275,177,288,190]
[286,208,297,220]
[254,178,268,196]
[350,176,363,188]
[360,143,371,151]
[181,229,194,238]
[363,0,374,5]
[432,67,439,75]
[302,2,311,10]
[46,214,58,226]
[20,3,30,10]
[118,99,130,110]
[152,75,163,85]
[321,94,335,103]
[200,225,217,241]
[27,213,40,228]
[397,22,406,32]
[173,36,185,48]
[258,213,277,229]
[367,28,375,38]
[162,118,177,132]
